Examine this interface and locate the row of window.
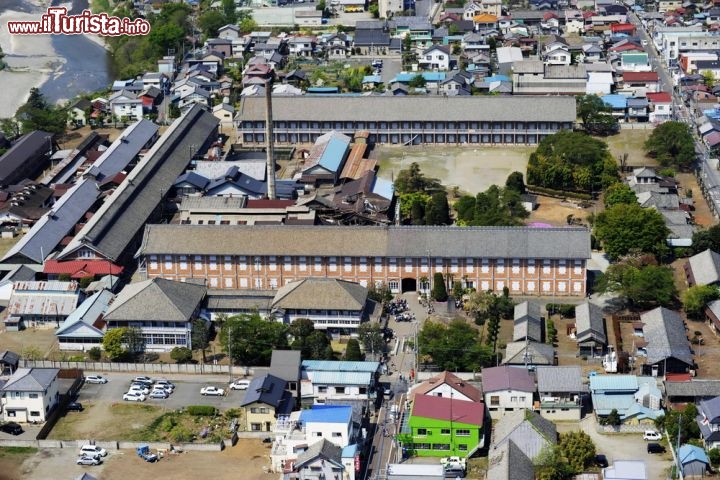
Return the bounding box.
[413,443,469,451]
[416,428,471,436]
[242,120,567,130]
[316,386,367,394]
[489,395,528,406]
[244,133,551,145]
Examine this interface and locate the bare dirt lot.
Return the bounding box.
[0,328,58,359]
[0,439,276,480]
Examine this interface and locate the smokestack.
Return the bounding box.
[265,77,276,200]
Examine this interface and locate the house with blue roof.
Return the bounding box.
[602,94,629,120]
[678,444,709,478]
[362,75,382,90]
[301,360,381,405]
[301,131,351,185]
[300,405,356,447]
[241,374,295,432]
[55,289,115,351]
[589,374,663,425]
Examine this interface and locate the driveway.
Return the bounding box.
[557,416,672,479]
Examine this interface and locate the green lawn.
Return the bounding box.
[601,129,655,166]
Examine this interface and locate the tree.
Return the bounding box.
[655,404,701,445]
[464,289,498,324]
[305,331,334,360]
[603,182,637,207]
[394,162,441,194]
[594,203,670,260]
[708,448,720,467]
[103,328,127,361]
[452,281,464,299]
[456,184,529,227]
[222,0,237,23]
[404,73,426,88]
[123,327,145,359]
[425,192,451,225]
[344,338,363,361]
[691,224,720,254]
[239,17,258,34]
[682,285,720,319]
[558,431,596,474]
[595,257,677,309]
[702,70,715,88]
[198,10,227,38]
[170,346,193,363]
[418,319,494,371]
[505,171,526,194]
[15,88,67,135]
[0,118,20,139]
[605,408,621,426]
[357,321,384,358]
[191,319,210,362]
[577,94,619,136]
[87,346,102,361]
[644,121,696,170]
[432,272,448,301]
[536,445,573,480]
[220,313,289,366]
[367,282,392,305]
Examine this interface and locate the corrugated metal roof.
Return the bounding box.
[589,374,638,392]
[318,138,349,173]
[299,405,352,424]
[305,370,373,385]
[303,360,380,373]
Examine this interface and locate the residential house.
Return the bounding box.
[271,278,372,331]
[678,444,710,478]
[301,360,380,406]
[503,341,555,368]
[0,368,60,422]
[213,103,235,127]
[241,373,295,432]
[619,52,651,72]
[287,36,316,57]
[582,43,604,63]
[621,72,660,96]
[270,350,302,402]
[300,131,352,185]
[298,405,356,448]
[68,99,92,127]
[686,249,720,287]
[419,45,452,71]
[295,9,323,26]
[410,371,481,403]
[55,289,114,351]
[603,461,648,480]
[397,393,485,457]
[287,439,357,480]
[647,92,673,123]
[513,301,543,343]
[490,409,557,461]
[485,439,535,480]
[108,90,143,122]
[585,63,614,95]
[0,131,54,188]
[102,278,207,352]
[139,87,163,113]
[602,94,628,121]
[698,396,720,449]
[664,378,720,407]
[589,375,663,424]
[640,307,694,376]
[535,366,583,420]
[320,33,351,59]
[574,301,607,355]
[5,281,80,330]
[217,24,240,40]
[481,366,535,416]
[512,61,587,95]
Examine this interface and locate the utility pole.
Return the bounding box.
[228,325,233,382]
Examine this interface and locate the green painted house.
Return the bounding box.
[397,393,485,458]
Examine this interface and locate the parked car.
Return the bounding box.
[84,375,108,384]
[149,390,169,399]
[129,385,150,395]
[154,379,175,389]
[0,422,23,435]
[444,466,466,478]
[647,443,666,454]
[76,455,103,466]
[80,445,107,457]
[67,402,84,412]
[123,391,146,402]
[200,386,225,396]
[229,379,251,390]
[643,430,662,441]
[133,376,153,384]
[152,384,173,395]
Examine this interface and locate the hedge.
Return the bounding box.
[186,405,217,416]
[545,303,576,318]
[526,185,593,201]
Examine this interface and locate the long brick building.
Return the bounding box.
[136,225,591,296]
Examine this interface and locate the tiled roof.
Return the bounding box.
[269,350,301,382]
[623,71,660,82]
[482,366,535,393]
[575,302,607,345]
[241,374,293,412]
[55,289,114,338]
[294,439,342,470]
[640,307,694,366]
[1,367,59,392]
[411,393,484,426]
[103,278,206,322]
[0,131,53,186]
[486,440,535,480]
[491,409,557,460]
[411,371,482,402]
[666,380,720,399]
[688,249,720,286]
[43,260,123,279]
[503,341,554,366]
[536,366,583,392]
[272,278,368,311]
[137,225,591,259]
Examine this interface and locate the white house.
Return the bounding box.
[213,103,235,127]
[55,289,115,352]
[481,366,535,417]
[420,45,451,71]
[108,90,143,122]
[0,368,60,423]
[409,370,482,403]
[300,360,380,404]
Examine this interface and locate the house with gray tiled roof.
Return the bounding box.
[536,366,583,421]
[103,278,206,352]
[665,379,720,405]
[490,409,557,461]
[574,302,607,355]
[271,278,371,332]
[482,366,535,417]
[686,249,720,287]
[697,396,720,449]
[270,350,301,402]
[513,301,543,343]
[640,307,694,376]
[289,438,357,480]
[486,439,535,480]
[1,368,60,422]
[241,374,294,432]
[503,341,555,368]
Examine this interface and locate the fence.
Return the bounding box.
[0,438,231,451]
[21,359,253,376]
[595,423,648,434]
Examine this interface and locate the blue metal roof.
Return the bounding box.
[307,370,373,386]
[307,87,339,93]
[485,75,510,83]
[362,75,382,83]
[302,360,380,373]
[679,444,710,465]
[372,176,394,201]
[341,444,358,458]
[299,405,352,425]
[601,94,628,109]
[590,391,636,416]
[589,374,638,392]
[394,72,447,83]
[318,138,349,173]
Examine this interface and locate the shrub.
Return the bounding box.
[187,405,217,416]
[546,303,576,318]
[160,416,177,432]
[170,425,192,443]
[68,355,85,362]
[87,347,102,361]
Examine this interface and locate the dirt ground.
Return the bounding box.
[676,172,715,228]
[528,196,596,227]
[0,439,276,480]
[0,328,58,359]
[603,129,653,165]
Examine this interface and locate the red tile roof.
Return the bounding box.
[411,394,484,426]
[43,260,124,278]
[411,371,482,402]
[647,92,672,103]
[665,373,692,382]
[623,71,659,82]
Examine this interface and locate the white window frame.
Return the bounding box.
[299,256,307,272]
[224,256,232,271]
[269,256,277,272]
[284,256,292,271]
[239,256,247,271]
[344,257,353,272]
[194,255,203,270]
[209,255,217,271]
[164,255,172,269]
[329,256,338,272]
[149,255,158,270]
[314,256,322,272]
[389,257,398,273]
[224,277,233,288]
[179,255,188,270]
[359,257,367,273]
[466,258,474,273]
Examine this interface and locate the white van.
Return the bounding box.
[80,445,108,457]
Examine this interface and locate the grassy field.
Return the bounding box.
[602,128,654,166]
[49,403,162,441]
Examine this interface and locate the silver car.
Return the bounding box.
[84,375,108,384]
[149,389,169,399]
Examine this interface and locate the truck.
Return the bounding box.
[136,445,158,462]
